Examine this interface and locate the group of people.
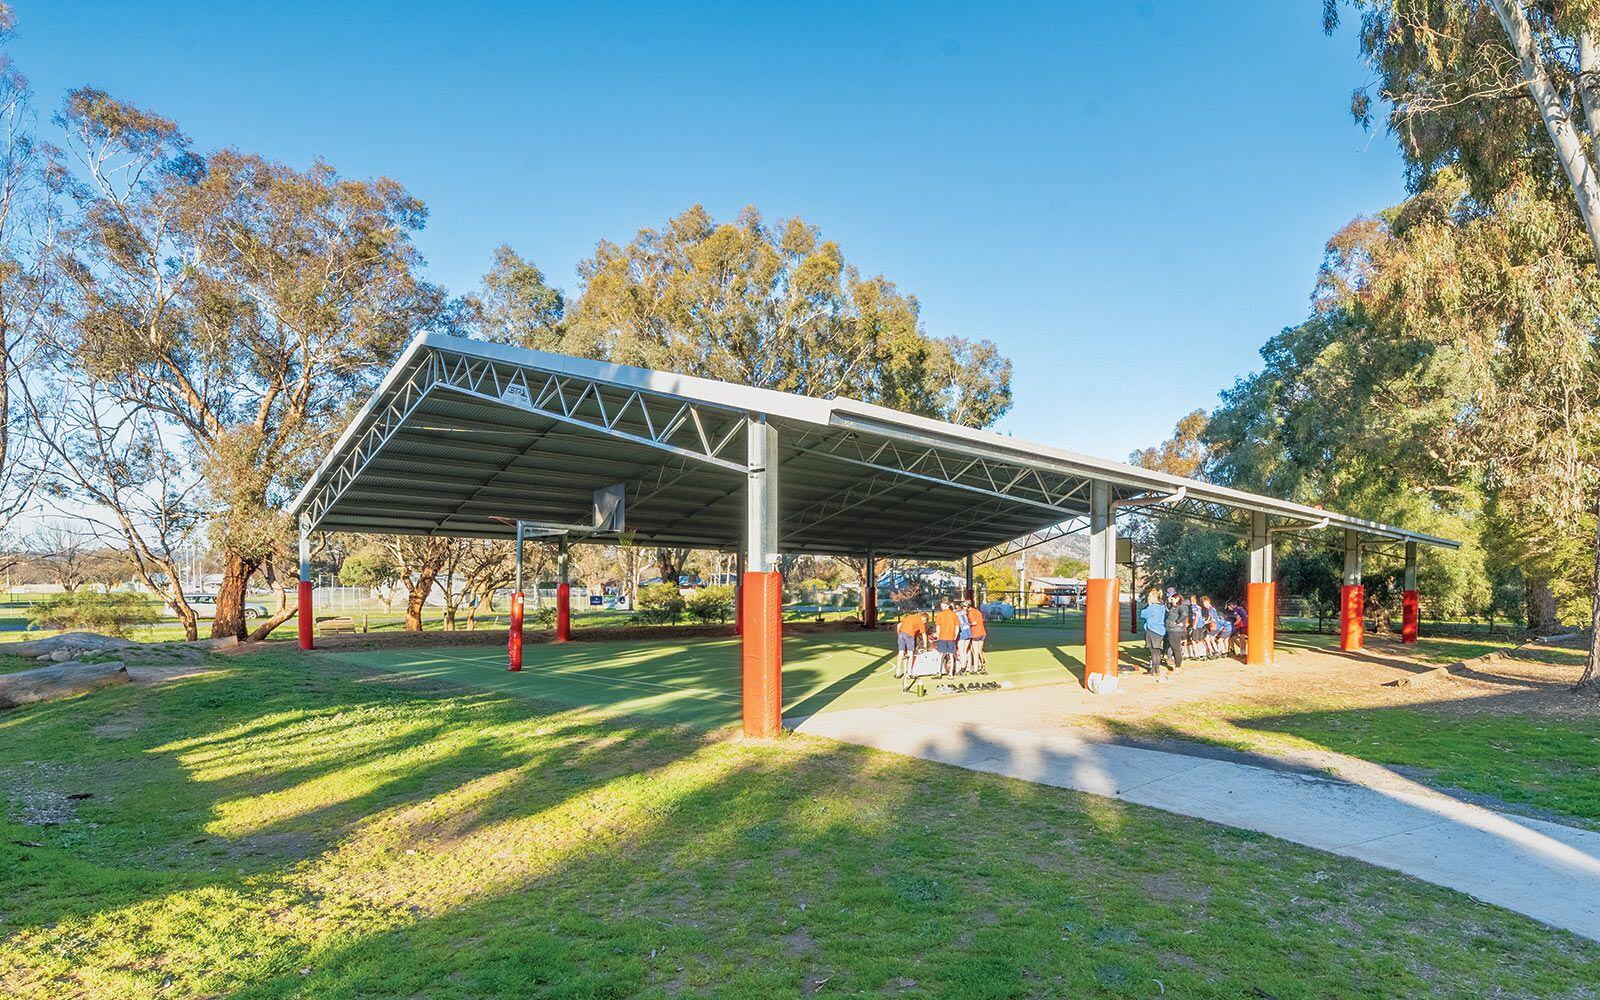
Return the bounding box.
[1137,587,1248,682]
[894,598,987,688]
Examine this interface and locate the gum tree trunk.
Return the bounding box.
[211,550,259,641]
[404,567,440,632]
[1579,506,1599,693]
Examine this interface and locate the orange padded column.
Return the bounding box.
[1266,580,1278,655]
[1401,589,1419,644]
[1083,577,1119,688]
[741,571,783,737]
[297,580,314,651]
[508,591,524,671]
[1246,581,1271,665]
[1340,584,1364,651]
[555,582,571,642]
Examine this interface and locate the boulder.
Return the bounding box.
[8,632,135,658]
[0,660,131,709]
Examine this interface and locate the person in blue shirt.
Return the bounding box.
[955,601,974,673]
[1139,588,1168,680]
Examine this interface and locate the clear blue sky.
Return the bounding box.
[13,1,1406,461]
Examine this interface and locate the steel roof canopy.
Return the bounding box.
[288,333,1459,558]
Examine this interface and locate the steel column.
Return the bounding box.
[1401,539,1419,644]
[734,549,744,636]
[964,553,975,602]
[297,527,314,651]
[1246,511,1273,665]
[863,550,878,629]
[1340,529,1364,652]
[509,521,524,670]
[1083,480,1119,689]
[742,416,783,737]
[556,535,571,642]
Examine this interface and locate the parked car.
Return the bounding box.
[164,593,271,619]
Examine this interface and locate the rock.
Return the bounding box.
[48,649,73,662]
[0,660,130,709]
[8,632,135,658]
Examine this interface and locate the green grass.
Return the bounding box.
[1106,635,1600,824]
[1254,707,1600,822]
[2,649,1598,997]
[329,622,1104,728]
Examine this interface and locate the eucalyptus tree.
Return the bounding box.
[567,203,1014,580]
[0,4,49,542]
[1329,0,1600,686]
[46,89,442,640]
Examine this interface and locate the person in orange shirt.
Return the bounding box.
[933,599,961,675]
[895,606,927,677]
[963,600,988,673]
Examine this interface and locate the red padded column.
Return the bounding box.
[555,582,571,642]
[297,581,314,651]
[508,591,524,671]
[1401,589,1419,644]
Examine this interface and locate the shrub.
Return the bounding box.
[686,585,734,624]
[28,591,162,638]
[530,606,558,630]
[636,583,685,624]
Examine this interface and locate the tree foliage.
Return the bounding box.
[44,90,442,639]
[1328,0,1600,685]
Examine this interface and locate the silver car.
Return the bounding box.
[169,593,271,619]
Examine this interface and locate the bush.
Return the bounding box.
[686,585,734,624]
[636,583,685,624]
[530,606,558,630]
[28,591,162,637]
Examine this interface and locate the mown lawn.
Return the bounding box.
[1259,707,1600,822]
[3,650,1599,998]
[1106,638,1600,825]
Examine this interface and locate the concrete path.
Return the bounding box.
[793,705,1600,942]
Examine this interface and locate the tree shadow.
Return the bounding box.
[8,650,1600,996]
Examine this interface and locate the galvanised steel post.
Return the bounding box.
[863,549,877,629]
[556,535,571,642]
[1401,540,1419,644]
[734,549,744,636]
[509,521,525,671]
[964,553,975,603]
[297,523,314,651]
[742,415,783,737]
[1083,480,1118,689]
[1340,529,1364,652]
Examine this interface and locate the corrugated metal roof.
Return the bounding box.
[289,333,1458,557]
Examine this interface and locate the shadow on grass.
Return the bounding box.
[0,654,715,938]
[5,649,1600,997]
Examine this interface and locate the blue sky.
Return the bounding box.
[13,1,1405,460]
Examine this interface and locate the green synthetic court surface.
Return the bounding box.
[330,617,1138,728]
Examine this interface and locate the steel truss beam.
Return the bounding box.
[796,429,1094,515]
[300,347,750,531]
[972,517,1091,566]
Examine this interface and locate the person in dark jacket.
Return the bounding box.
[1163,590,1190,673]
